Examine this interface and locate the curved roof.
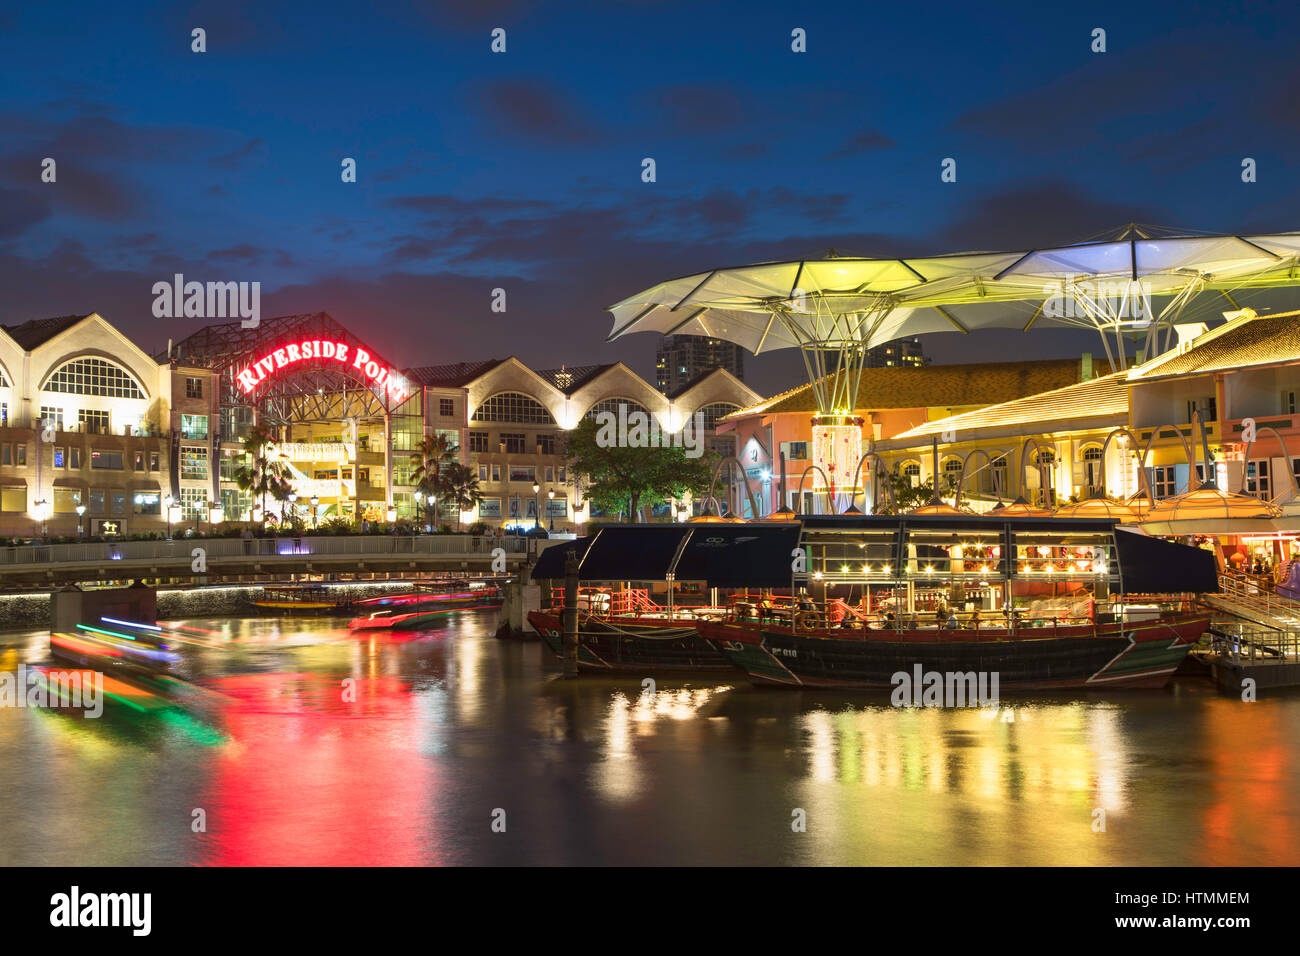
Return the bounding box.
[609,231,1300,353]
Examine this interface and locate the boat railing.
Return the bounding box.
[720,595,1194,640]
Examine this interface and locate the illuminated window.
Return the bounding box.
[1082,445,1104,495]
[501,433,526,454]
[899,461,922,488]
[468,431,489,453]
[942,457,964,492]
[185,377,203,399]
[472,392,555,424]
[40,406,64,431]
[584,398,649,421]
[78,409,110,435]
[439,398,454,417]
[43,357,145,399]
[1151,465,1177,499]
[1246,459,1271,499]
[180,488,207,517]
[696,402,740,431]
[181,446,209,480]
[181,414,208,440]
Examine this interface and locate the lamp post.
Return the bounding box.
[427,493,437,533]
[164,495,174,540]
[287,492,297,531]
[547,488,555,531]
[532,482,540,532]
[32,500,49,540]
[310,495,319,529]
[76,504,86,540]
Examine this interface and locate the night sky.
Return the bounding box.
[2,0,1298,395]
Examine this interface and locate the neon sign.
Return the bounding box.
[236,340,409,401]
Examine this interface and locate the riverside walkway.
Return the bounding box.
[0,534,533,587]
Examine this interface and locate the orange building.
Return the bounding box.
[716,358,1094,516]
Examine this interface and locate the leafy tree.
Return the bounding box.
[877,475,934,514]
[563,417,715,522]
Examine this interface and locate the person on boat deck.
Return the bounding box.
[883,611,896,628]
[934,606,948,628]
[944,612,961,629]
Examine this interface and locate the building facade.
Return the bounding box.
[654,334,746,394]
[0,313,219,538]
[717,358,1091,517]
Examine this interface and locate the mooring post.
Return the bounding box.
[563,551,579,678]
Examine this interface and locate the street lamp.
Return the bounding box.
[532,482,540,532]
[76,504,86,540]
[287,492,297,530]
[163,495,174,539]
[427,493,437,532]
[310,495,319,529]
[32,499,49,540]
[547,488,555,531]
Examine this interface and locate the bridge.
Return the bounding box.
[0,534,537,588]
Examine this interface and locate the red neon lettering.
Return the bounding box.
[335,344,349,363]
[286,343,301,362]
[237,369,257,391]
[352,347,370,369]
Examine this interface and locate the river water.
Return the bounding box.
[1,611,1297,866]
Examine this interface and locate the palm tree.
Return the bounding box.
[410,433,459,528]
[440,461,484,531]
[234,423,289,522]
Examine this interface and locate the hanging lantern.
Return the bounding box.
[811,415,864,495]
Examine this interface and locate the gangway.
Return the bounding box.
[1199,572,1300,690]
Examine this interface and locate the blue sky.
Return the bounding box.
[3,0,1299,392]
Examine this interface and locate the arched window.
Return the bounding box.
[1032,448,1057,506]
[0,367,10,387]
[695,402,741,431]
[990,454,1009,497]
[584,397,650,421]
[898,460,922,488]
[42,357,145,399]
[942,457,964,492]
[1082,445,1105,496]
[472,392,555,424]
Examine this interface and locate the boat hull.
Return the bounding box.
[528,610,730,673]
[347,592,502,629]
[694,615,1210,689]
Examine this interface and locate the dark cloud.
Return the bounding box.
[475,79,601,146]
[0,156,140,222]
[0,186,50,238]
[209,137,266,170]
[825,128,896,158]
[649,84,746,133]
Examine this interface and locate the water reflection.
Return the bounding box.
[0,613,1298,865]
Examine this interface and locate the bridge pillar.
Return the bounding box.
[51,581,157,633]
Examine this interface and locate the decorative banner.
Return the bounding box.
[235,339,410,402]
[811,415,864,493]
[272,442,353,462]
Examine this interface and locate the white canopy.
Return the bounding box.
[608,231,1300,366]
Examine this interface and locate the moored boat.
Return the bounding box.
[250,584,343,615]
[347,582,503,630]
[694,514,1217,690]
[527,524,801,673]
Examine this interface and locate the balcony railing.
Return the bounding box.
[0,534,529,568]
